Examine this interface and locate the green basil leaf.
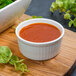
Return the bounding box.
[73,18,76,28]
[63,0,69,10]
[51,2,58,10]
[56,0,63,8]
[68,20,73,27]
[0,46,12,63]
[64,13,71,20]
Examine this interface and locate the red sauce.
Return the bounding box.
[19,23,61,43]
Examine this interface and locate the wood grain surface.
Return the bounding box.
[0,14,76,76]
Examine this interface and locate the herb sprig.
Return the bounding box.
[0,46,29,73]
[50,0,76,28]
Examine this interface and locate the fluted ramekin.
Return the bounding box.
[16,18,64,60]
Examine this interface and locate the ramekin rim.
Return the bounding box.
[16,18,64,45]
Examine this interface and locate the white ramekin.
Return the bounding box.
[0,0,31,33]
[16,18,64,60]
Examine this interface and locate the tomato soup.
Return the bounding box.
[19,23,61,43]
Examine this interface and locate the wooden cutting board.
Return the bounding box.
[0,14,76,76]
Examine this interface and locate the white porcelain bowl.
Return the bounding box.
[16,18,64,60]
[0,0,31,32]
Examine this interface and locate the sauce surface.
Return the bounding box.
[19,23,61,43]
